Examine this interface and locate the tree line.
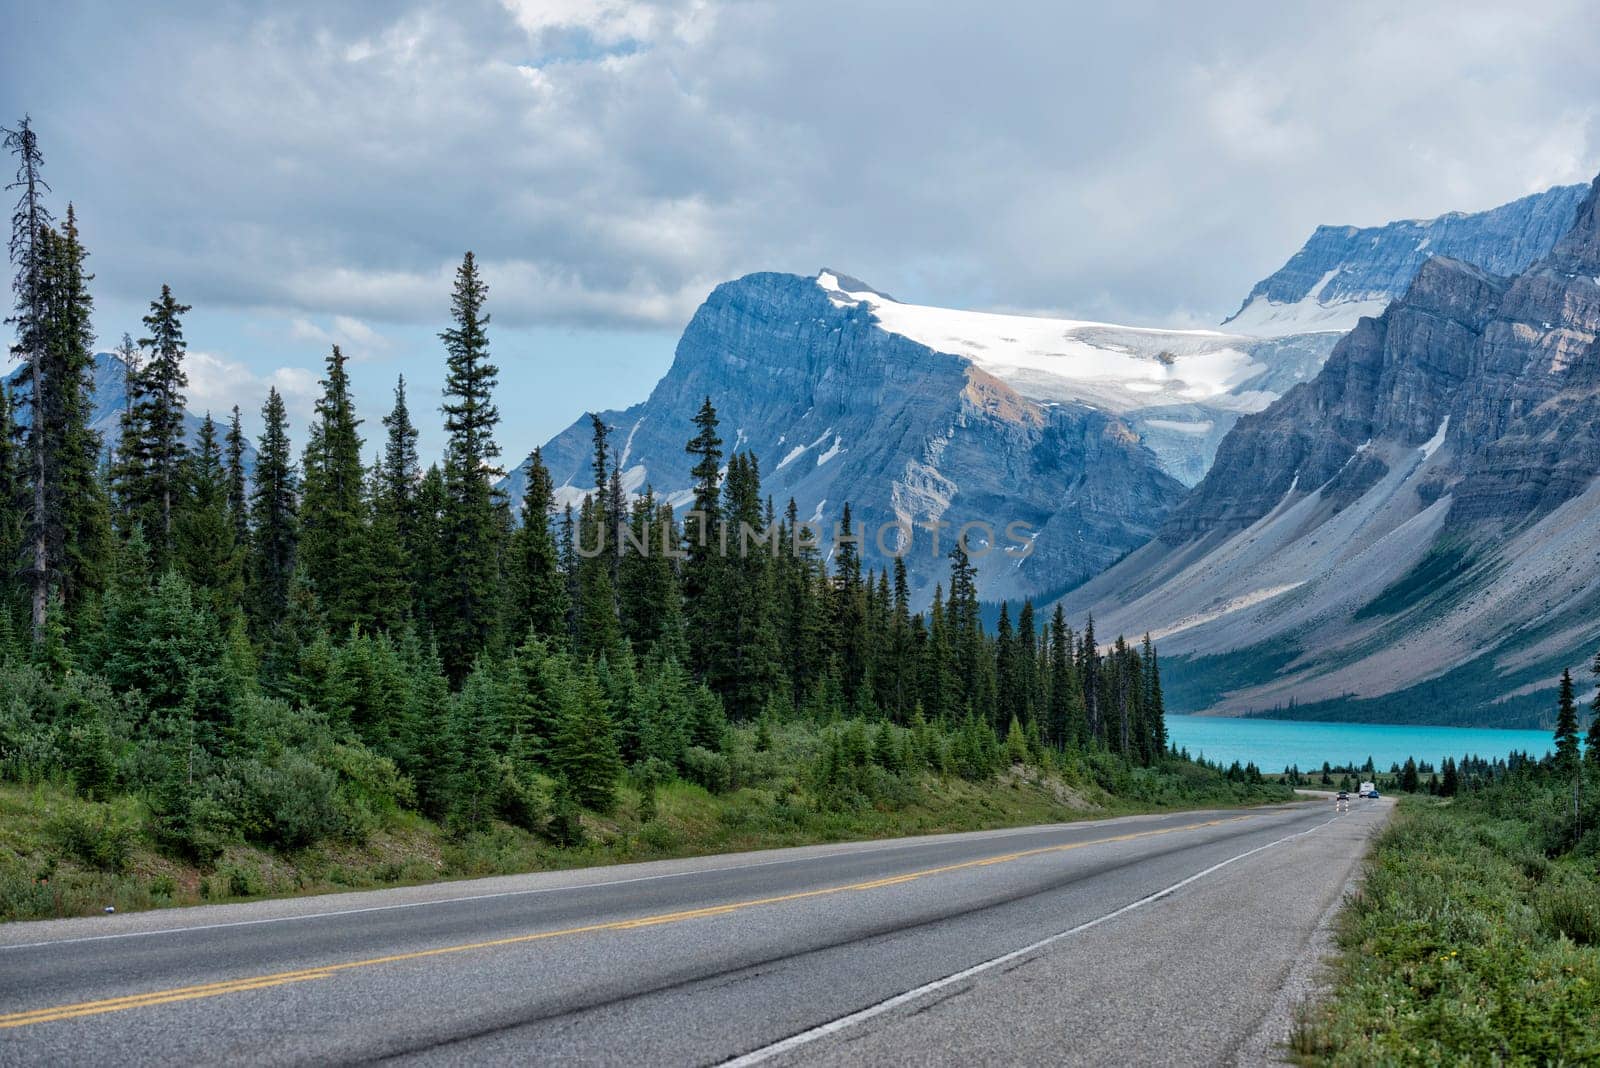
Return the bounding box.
[3,117,1174,852]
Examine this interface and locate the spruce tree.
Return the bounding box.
[5,115,52,642]
[248,387,298,627]
[437,252,502,680]
[300,345,366,629]
[508,447,567,644]
[1142,632,1166,757]
[116,284,191,567]
[552,668,623,812]
[1554,668,1581,770]
[175,414,243,627]
[373,376,420,623]
[224,406,249,544]
[682,396,723,678]
[39,207,111,618]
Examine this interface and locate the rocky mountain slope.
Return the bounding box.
[511,184,1588,611]
[1224,184,1586,337]
[509,271,1187,607]
[1065,175,1600,728]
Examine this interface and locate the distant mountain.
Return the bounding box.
[508,185,1591,610]
[506,271,1188,607]
[1064,174,1600,728]
[1224,184,1587,337]
[6,351,255,471]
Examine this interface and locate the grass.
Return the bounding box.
[1291,794,1600,1066]
[0,740,1291,923]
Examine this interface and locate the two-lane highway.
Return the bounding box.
[0,798,1390,1065]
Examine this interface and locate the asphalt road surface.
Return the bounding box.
[0,797,1390,1066]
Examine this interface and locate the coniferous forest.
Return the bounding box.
[1,118,1283,917]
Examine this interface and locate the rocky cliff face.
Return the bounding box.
[507,272,1185,606]
[1066,175,1600,728]
[1224,184,1585,337]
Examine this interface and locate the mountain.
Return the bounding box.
[509,185,1590,610]
[1223,184,1587,337]
[1064,174,1600,729]
[6,351,255,470]
[506,271,1187,607]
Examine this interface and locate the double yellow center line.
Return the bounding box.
[1,813,1250,1030]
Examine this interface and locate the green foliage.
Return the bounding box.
[1298,762,1600,1066]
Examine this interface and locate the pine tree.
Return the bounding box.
[114,284,191,569]
[5,116,53,642]
[1440,757,1459,797]
[573,495,622,663]
[248,387,298,627]
[299,345,366,629]
[507,447,569,644]
[1046,604,1080,749]
[39,207,111,618]
[1554,667,1581,770]
[224,406,249,545]
[374,376,421,623]
[437,252,502,680]
[552,668,623,812]
[175,414,243,627]
[682,396,723,679]
[1142,632,1166,758]
[1079,614,1100,745]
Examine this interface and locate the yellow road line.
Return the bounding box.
[1,813,1252,1030]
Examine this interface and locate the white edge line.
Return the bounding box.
[0,807,1291,952]
[719,810,1346,1067]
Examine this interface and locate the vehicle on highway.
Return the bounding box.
[1368,789,1380,799]
[1336,791,1349,801]
[1359,781,1376,798]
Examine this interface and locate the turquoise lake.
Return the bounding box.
[1165,714,1555,771]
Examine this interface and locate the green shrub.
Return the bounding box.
[682,746,731,794]
[1537,876,1600,946]
[49,804,138,873]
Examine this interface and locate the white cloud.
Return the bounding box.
[288,314,392,360]
[12,0,1600,337]
[185,351,320,431]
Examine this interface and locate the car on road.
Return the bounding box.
[1336,791,1349,801]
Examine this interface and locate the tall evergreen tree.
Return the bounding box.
[248,387,298,627]
[683,397,723,678]
[5,115,52,640]
[508,447,567,644]
[175,414,242,627]
[299,345,366,629]
[1079,614,1100,745]
[36,208,111,621]
[116,284,191,567]
[1554,667,1581,770]
[436,252,502,680]
[224,405,249,547]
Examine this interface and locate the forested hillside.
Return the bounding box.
[2,119,1280,918]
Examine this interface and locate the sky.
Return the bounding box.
[5,0,1599,463]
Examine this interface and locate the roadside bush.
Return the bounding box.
[208,752,352,850]
[49,803,138,873]
[682,746,731,794]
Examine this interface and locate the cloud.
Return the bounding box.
[185,351,321,431]
[8,0,1600,339]
[288,314,392,360]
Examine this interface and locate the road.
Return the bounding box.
[0,797,1390,1066]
